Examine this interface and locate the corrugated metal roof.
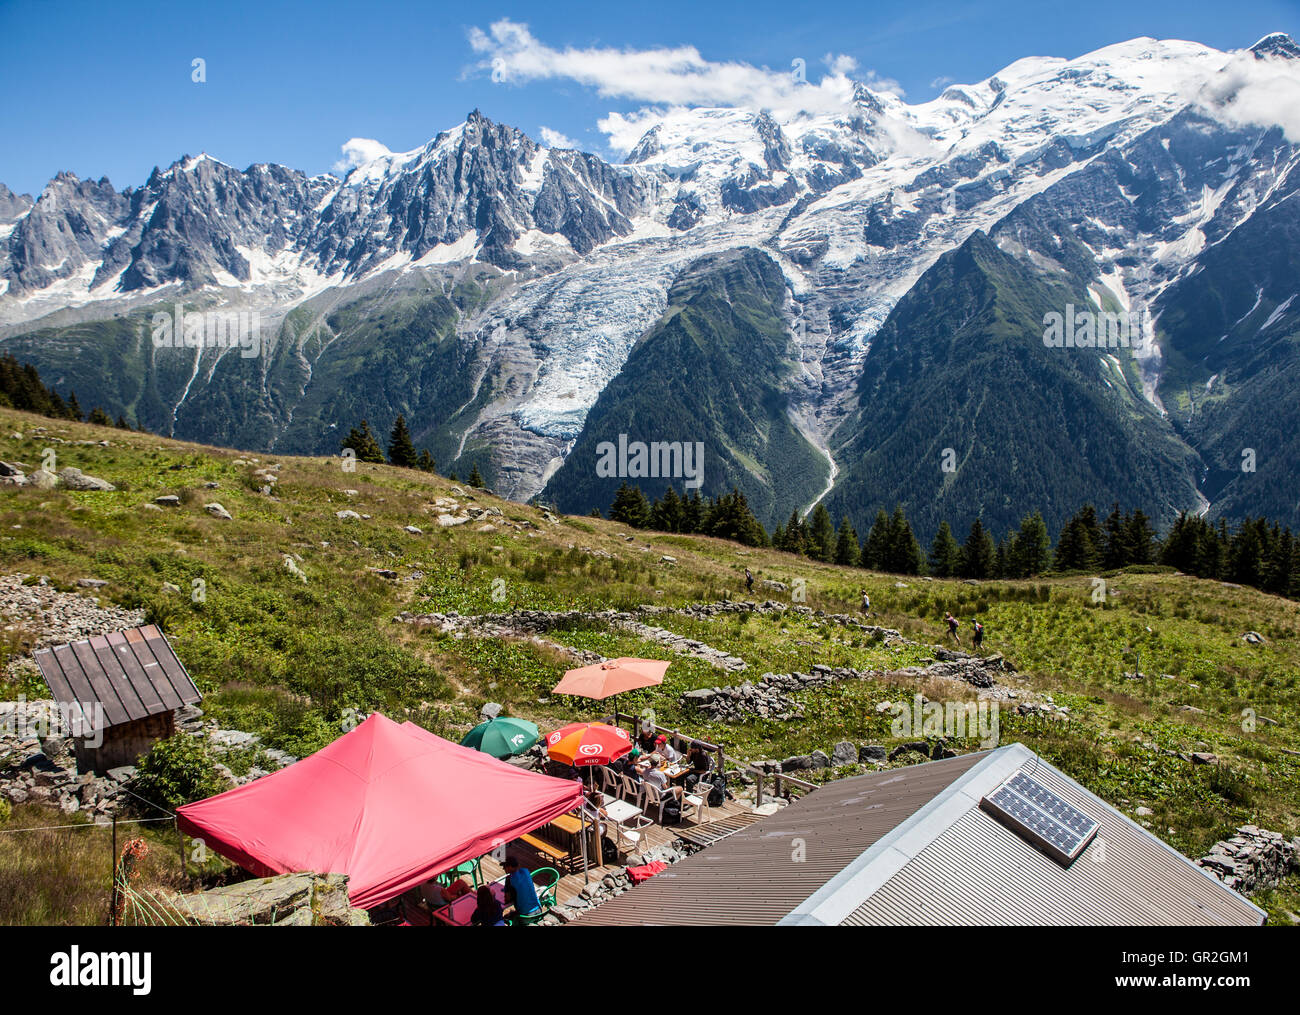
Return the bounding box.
[33,624,201,731]
[578,744,1265,926]
[838,750,1264,926]
[577,751,986,926]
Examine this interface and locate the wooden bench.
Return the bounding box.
[518,832,576,872]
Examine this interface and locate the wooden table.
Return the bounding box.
[549,813,582,836]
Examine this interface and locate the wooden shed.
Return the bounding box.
[33,624,202,774]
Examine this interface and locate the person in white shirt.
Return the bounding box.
[654,735,680,763]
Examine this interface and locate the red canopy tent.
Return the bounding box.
[176,713,583,909]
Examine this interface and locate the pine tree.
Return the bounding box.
[808,504,835,562]
[862,510,891,570]
[959,518,996,579]
[776,509,805,554]
[834,517,861,566]
[341,420,385,463]
[115,414,130,430]
[609,483,651,528]
[885,506,923,574]
[1012,511,1051,576]
[703,488,768,547]
[417,449,435,473]
[467,463,485,487]
[1054,504,1103,571]
[650,487,684,532]
[1124,509,1156,565]
[66,391,83,421]
[387,415,419,468]
[1103,503,1127,569]
[681,490,704,534]
[87,407,113,427]
[929,521,961,578]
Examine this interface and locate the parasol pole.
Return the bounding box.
[579,788,590,884]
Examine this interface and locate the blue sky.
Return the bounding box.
[1,0,1296,196]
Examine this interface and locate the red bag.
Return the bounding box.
[625,861,667,884]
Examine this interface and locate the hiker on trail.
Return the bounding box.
[972,618,984,651]
[860,589,871,616]
[945,612,960,645]
[745,568,754,594]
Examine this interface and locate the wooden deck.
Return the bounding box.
[478,798,757,909]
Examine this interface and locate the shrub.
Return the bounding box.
[131,735,228,812]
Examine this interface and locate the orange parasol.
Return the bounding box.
[545,722,633,767]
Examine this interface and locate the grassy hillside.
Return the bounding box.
[1,406,1298,923]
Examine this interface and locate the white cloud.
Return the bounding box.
[1196,52,1300,143]
[539,126,579,149]
[930,75,954,91]
[597,109,671,154]
[467,19,895,153]
[333,138,393,173]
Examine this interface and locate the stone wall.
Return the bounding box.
[1196,825,1299,896]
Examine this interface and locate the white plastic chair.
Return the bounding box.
[640,783,676,823]
[683,782,711,825]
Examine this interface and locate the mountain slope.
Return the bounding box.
[542,247,826,527]
[825,231,1199,537]
[0,35,1298,531]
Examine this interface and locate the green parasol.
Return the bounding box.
[459,716,541,758]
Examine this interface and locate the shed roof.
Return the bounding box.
[33,624,201,732]
[579,744,1265,926]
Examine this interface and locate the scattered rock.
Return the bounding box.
[204,503,232,520]
[56,467,116,492]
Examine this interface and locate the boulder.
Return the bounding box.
[204,503,232,520]
[154,495,181,507]
[169,872,369,926]
[57,467,116,491]
[831,741,858,767]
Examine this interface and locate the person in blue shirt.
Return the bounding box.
[502,857,542,916]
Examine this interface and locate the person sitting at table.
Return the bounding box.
[502,857,542,916]
[418,878,449,909]
[623,757,644,784]
[442,877,472,902]
[687,742,711,773]
[684,742,712,791]
[654,734,680,763]
[471,886,506,926]
[640,753,686,805]
[636,720,658,753]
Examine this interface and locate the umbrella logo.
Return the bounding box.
[509,734,526,746]
[615,729,629,740]
[548,732,562,745]
[579,744,603,756]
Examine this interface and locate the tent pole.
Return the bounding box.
[579,800,589,884]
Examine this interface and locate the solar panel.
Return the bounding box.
[979,771,1099,866]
